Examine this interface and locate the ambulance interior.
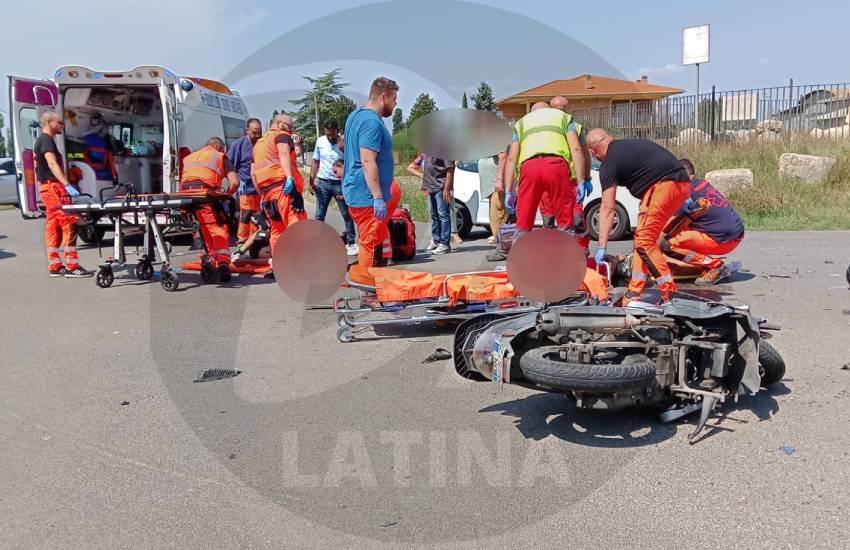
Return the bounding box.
[61,85,166,196]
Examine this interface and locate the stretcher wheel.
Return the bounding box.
[134,261,154,280]
[200,262,218,284]
[336,326,354,343]
[95,267,114,289]
[161,270,179,292]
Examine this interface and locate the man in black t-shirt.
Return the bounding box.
[587,129,689,304]
[34,110,93,278]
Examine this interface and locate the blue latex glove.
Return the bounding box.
[283,177,295,194]
[577,178,593,203]
[373,197,388,221]
[594,246,607,265]
[65,184,80,198]
[682,197,698,214]
[238,181,250,195]
[504,191,516,215]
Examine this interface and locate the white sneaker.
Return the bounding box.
[345,244,359,256]
[431,243,450,255]
[487,235,497,244]
[425,240,437,252]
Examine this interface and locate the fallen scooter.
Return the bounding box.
[454,293,786,443]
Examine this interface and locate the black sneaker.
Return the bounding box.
[65,266,94,278]
[264,270,276,280]
[48,267,66,278]
[486,250,507,262]
[218,263,232,283]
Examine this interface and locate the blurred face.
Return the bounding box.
[325,127,338,143]
[380,91,398,118]
[246,122,262,144]
[332,163,344,179]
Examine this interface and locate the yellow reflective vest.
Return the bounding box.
[515,108,582,178]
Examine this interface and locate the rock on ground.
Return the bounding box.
[778,153,837,184]
[704,168,754,194]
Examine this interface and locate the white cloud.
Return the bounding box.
[630,63,685,79]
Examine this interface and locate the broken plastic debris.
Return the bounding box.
[422,348,452,363]
[781,444,796,456]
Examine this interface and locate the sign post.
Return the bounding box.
[683,25,710,136]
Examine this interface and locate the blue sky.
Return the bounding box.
[3,0,849,124]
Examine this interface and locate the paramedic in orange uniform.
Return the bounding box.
[252,113,308,279]
[179,137,239,281]
[34,110,93,278]
[342,77,401,283]
[588,129,690,305]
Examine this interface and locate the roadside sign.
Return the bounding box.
[683,25,710,65]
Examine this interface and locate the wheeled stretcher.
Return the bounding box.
[333,266,611,343]
[62,190,232,291]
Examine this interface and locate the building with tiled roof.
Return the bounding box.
[496,74,684,119]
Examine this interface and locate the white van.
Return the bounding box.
[8,65,249,238]
[452,157,640,241]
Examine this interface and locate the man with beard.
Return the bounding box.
[342,77,401,283]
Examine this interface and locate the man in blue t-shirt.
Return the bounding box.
[342,77,400,281]
[662,159,746,285]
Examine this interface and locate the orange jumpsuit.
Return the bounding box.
[349,180,401,284]
[180,146,232,266]
[629,180,691,299]
[237,194,262,245]
[40,180,80,272]
[253,130,308,257]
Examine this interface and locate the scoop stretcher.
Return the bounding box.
[333,265,611,343]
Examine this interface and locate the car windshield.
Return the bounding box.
[456,160,479,173]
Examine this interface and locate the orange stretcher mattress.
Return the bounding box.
[181,261,272,274]
[354,266,609,305]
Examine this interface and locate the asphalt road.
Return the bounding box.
[1,208,849,549]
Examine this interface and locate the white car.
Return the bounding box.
[452,158,639,241]
[0,158,18,205]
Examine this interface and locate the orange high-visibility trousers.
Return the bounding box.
[194,204,231,266]
[237,194,261,244]
[263,186,308,257]
[629,180,691,299]
[667,230,743,270]
[349,181,401,283]
[40,180,80,272]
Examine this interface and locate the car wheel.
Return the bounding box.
[454,200,473,239]
[586,202,629,241]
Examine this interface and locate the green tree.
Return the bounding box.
[406,93,438,129]
[325,95,357,134]
[290,68,351,150]
[391,108,404,135]
[471,81,497,112]
[461,92,468,109]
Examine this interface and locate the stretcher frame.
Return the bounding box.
[62,192,229,291]
[332,267,604,343]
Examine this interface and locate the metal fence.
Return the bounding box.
[564,81,850,146]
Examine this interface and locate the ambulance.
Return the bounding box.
[8,66,250,240]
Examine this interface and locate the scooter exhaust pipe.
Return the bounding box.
[537,310,642,334]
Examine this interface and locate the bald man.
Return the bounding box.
[587,129,691,305]
[35,110,92,278]
[503,101,585,239]
[253,113,308,278]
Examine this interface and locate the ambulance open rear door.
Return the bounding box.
[7,76,58,218]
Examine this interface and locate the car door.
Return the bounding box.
[158,78,180,192]
[8,76,58,218]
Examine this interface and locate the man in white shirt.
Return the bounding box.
[309,121,357,255]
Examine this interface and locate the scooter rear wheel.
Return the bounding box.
[161,270,180,292]
[95,267,114,288]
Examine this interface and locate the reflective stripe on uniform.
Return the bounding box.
[183,159,223,177]
[656,273,674,285]
[47,247,61,252]
[214,249,231,255]
[64,246,77,252]
[48,258,63,265]
[683,251,697,263]
[630,272,647,282]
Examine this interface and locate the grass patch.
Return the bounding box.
[395,175,430,222]
[673,138,850,230]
